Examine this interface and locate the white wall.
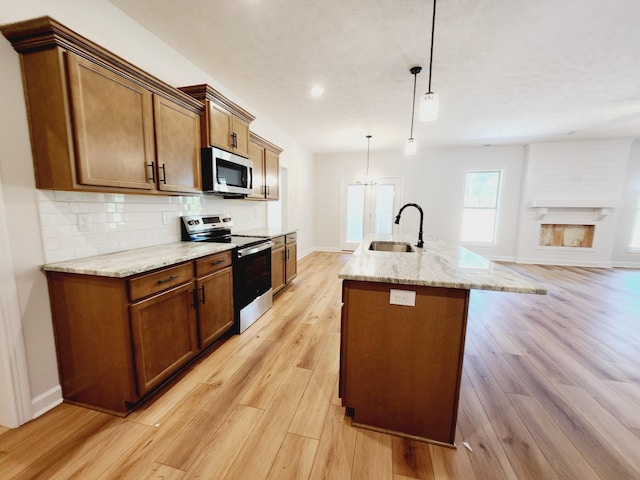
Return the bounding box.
[612,139,640,267]
[0,0,314,425]
[314,145,526,260]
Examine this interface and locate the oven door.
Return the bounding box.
[234,242,273,332]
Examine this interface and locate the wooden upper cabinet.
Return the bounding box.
[1,16,204,195]
[247,132,283,201]
[179,84,254,158]
[153,95,201,193]
[248,138,266,199]
[67,52,155,190]
[206,102,250,157]
[264,149,280,200]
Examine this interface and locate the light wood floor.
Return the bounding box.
[1,252,639,479]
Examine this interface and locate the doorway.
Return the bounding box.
[340,177,403,251]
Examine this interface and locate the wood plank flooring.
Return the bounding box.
[1,253,639,479]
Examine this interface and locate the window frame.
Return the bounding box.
[460,169,504,246]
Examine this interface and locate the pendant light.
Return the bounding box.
[356,135,377,185]
[419,0,438,122]
[405,66,421,156]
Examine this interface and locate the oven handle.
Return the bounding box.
[237,241,273,258]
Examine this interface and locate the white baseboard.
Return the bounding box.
[611,261,640,268]
[31,385,63,420]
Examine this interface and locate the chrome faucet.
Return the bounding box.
[394,203,424,248]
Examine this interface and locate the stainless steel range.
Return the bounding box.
[181,214,273,333]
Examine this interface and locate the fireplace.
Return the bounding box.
[539,224,595,248]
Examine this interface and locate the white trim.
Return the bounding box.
[0,178,32,428]
[31,385,63,420]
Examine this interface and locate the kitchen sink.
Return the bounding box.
[368,241,415,252]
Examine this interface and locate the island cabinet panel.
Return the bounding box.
[340,280,470,446]
[130,282,198,396]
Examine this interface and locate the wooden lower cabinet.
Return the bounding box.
[340,280,470,446]
[46,251,234,415]
[130,283,198,396]
[271,237,286,295]
[285,235,297,283]
[196,266,234,349]
[272,233,296,295]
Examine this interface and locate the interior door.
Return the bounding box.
[340,177,403,251]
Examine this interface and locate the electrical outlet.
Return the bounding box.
[162,212,170,225]
[390,289,416,307]
[77,213,92,233]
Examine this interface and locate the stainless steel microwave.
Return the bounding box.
[201,147,253,195]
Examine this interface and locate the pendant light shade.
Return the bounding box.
[420,0,438,122]
[405,138,417,156]
[406,66,421,156]
[356,135,377,185]
[419,92,439,121]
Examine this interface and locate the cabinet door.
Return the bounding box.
[130,282,198,396]
[208,102,232,150]
[66,52,155,190]
[271,246,286,294]
[231,116,250,157]
[153,95,201,193]
[265,149,280,200]
[196,267,234,349]
[247,139,265,199]
[285,243,297,283]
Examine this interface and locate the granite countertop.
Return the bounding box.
[42,241,235,278]
[338,235,546,295]
[234,227,297,238]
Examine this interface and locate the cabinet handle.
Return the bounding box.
[200,285,205,304]
[148,161,155,182]
[160,163,167,184]
[231,132,237,149]
[157,274,178,284]
[285,249,289,261]
[211,259,225,266]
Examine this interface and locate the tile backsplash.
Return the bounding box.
[37,190,267,263]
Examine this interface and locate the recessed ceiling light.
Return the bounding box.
[310,85,324,97]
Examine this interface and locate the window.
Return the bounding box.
[631,205,640,248]
[460,170,502,243]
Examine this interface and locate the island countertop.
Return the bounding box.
[338,235,546,295]
[42,241,235,278]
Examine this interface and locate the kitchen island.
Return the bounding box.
[338,235,545,447]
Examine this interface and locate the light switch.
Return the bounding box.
[390,289,416,306]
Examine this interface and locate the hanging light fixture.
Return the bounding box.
[356,135,377,185]
[419,0,438,121]
[405,66,421,156]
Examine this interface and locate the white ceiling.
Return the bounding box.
[109,0,640,154]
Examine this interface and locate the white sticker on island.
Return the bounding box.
[389,289,416,307]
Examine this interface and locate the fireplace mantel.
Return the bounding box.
[529,200,621,220]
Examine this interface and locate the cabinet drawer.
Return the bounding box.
[129,263,193,301]
[195,251,233,277]
[285,232,297,244]
[272,235,285,249]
